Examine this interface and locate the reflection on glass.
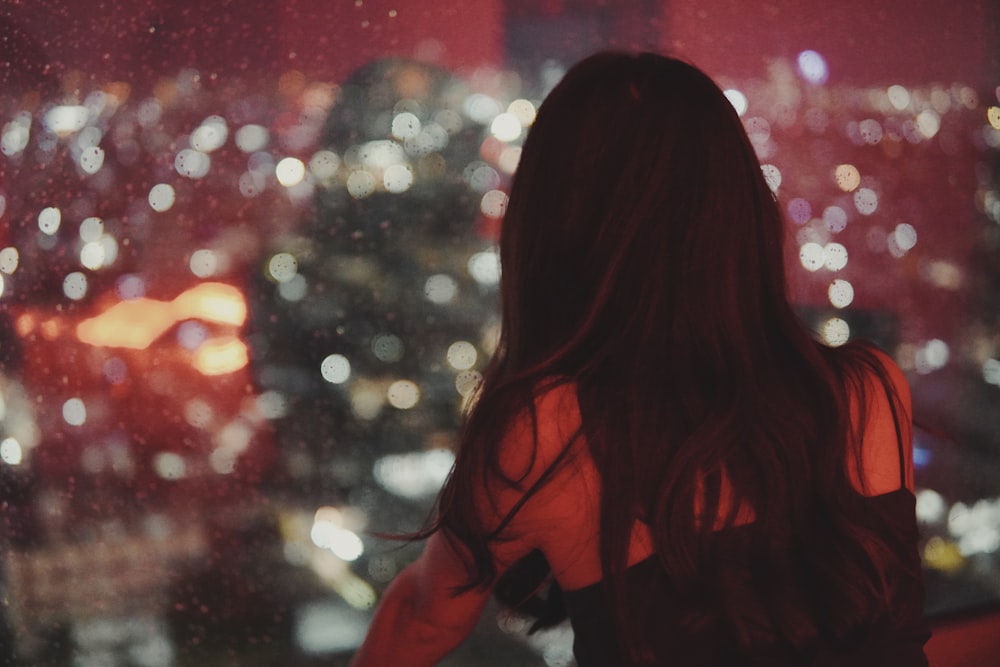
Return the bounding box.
[0,1,997,665]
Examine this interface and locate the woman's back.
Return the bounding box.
[487,348,910,584]
[481,347,929,664]
[561,487,928,666]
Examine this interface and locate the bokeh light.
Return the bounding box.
[787,198,812,224]
[373,449,455,500]
[191,115,228,152]
[760,164,781,192]
[148,183,176,212]
[834,164,861,192]
[175,148,211,178]
[62,398,87,426]
[0,247,20,274]
[44,105,88,135]
[371,334,404,363]
[888,85,911,111]
[391,112,421,140]
[468,250,500,285]
[190,249,220,278]
[38,207,61,235]
[490,113,522,142]
[346,170,376,198]
[796,50,829,85]
[853,188,879,215]
[446,341,478,370]
[507,99,537,126]
[387,380,420,409]
[63,272,88,300]
[79,146,105,174]
[276,157,307,187]
[823,242,848,271]
[268,252,299,283]
[724,88,749,116]
[822,206,848,233]
[382,164,413,193]
[424,274,458,304]
[0,438,23,466]
[480,189,508,218]
[321,354,351,384]
[455,370,483,398]
[799,243,824,272]
[236,124,270,152]
[820,317,850,347]
[153,452,186,480]
[309,150,341,183]
[828,279,854,308]
[79,242,107,270]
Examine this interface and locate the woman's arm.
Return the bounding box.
[351,383,581,665]
[349,531,494,666]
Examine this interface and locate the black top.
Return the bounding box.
[562,489,930,666]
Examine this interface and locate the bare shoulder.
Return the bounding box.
[866,346,911,407]
[483,380,599,571]
[849,345,915,495]
[494,378,585,485]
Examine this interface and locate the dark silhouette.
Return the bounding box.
[352,51,929,666]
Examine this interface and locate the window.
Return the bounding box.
[1,2,997,665]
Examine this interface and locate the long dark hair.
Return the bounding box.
[433,52,912,660]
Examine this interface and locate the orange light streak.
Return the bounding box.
[192,336,249,376]
[172,282,247,326]
[76,282,248,351]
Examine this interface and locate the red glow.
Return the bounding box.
[76,282,247,351]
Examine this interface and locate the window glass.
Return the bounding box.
[0,1,997,664]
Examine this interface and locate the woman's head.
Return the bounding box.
[498,52,792,383]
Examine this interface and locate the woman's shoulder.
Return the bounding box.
[478,378,598,570]
[837,343,915,495]
[844,342,913,437]
[833,341,910,397]
[496,377,584,482]
[532,376,582,425]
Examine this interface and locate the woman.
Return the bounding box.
[351,52,929,666]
